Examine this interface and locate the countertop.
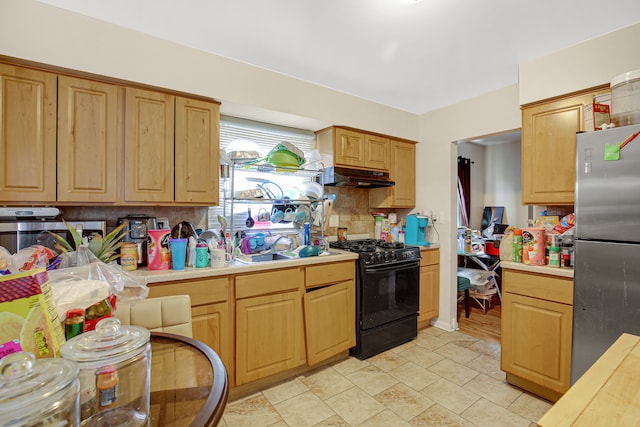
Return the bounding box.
[538,333,640,426]
[501,260,574,278]
[128,249,359,284]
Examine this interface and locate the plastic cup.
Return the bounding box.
[195,246,209,268]
[170,238,188,270]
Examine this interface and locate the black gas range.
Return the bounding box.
[329,239,421,266]
[330,239,421,359]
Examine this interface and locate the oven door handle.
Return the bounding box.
[364,260,420,274]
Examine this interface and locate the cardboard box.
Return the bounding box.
[584,103,611,131]
[0,268,66,358]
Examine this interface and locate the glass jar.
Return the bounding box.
[60,317,151,427]
[0,352,80,426]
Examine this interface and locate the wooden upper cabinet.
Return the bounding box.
[57,76,119,203]
[175,97,220,204]
[335,128,365,168]
[521,86,610,205]
[124,87,175,203]
[0,64,57,202]
[369,139,416,208]
[325,127,390,171]
[363,133,390,171]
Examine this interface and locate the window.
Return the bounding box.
[208,116,317,230]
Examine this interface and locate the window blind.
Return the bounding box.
[208,116,317,230]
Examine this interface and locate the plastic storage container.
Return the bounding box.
[611,69,640,127]
[60,317,151,426]
[0,352,80,426]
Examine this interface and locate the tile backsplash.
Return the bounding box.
[60,186,401,238]
[60,206,209,232]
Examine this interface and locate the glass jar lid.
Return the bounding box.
[60,317,150,368]
[0,352,79,416]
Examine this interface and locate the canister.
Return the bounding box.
[60,317,151,426]
[522,227,546,266]
[120,243,138,271]
[147,229,171,270]
[0,351,80,426]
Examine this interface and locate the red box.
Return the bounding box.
[485,240,500,257]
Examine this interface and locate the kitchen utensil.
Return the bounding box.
[245,207,255,228]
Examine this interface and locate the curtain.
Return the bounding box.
[457,156,471,228]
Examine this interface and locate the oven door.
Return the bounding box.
[359,259,420,330]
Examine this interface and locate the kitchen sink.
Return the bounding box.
[235,250,334,264]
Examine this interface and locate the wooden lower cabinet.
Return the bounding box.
[501,268,573,401]
[236,290,306,385]
[234,267,306,386]
[418,248,440,327]
[147,276,232,383]
[304,261,356,365]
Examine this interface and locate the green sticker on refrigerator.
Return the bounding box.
[604,143,620,161]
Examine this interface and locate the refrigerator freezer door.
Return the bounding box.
[571,240,640,384]
[575,124,640,243]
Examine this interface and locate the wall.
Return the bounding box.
[0,0,419,141]
[416,85,521,331]
[520,23,640,105]
[484,141,528,229]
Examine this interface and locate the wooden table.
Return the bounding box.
[150,332,229,427]
[538,333,640,426]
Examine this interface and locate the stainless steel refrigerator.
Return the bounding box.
[571,123,640,384]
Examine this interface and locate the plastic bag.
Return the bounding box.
[47,246,148,320]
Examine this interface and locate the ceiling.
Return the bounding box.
[37,0,640,115]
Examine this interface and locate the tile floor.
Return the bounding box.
[219,327,552,426]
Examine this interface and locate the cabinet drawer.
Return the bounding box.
[148,276,229,305]
[420,249,440,266]
[236,267,303,299]
[305,261,355,289]
[503,269,573,305]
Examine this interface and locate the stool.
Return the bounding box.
[457,276,471,318]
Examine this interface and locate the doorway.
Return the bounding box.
[455,129,523,343]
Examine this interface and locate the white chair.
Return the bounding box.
[116,295,193,338]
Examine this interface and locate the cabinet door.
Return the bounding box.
[364,134,389,171]
[236,291,306,385]
[334,128,365,168]
[175,97,220,204]
[57,76,119,202]
[192,302,232,383]
[521,87,609,205]
[304,280,355,365]
[124,87,175,202]
[370,140,415,208]
[0,64,56,202]
[501,292,573,394]
[419,264,440,323]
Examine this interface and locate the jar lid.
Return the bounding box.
[60,317,150,368]
[611,69,640,88]
[0,352,79,417]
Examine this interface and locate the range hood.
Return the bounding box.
[323,166,395,188]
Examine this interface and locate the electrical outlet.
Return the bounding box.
[329,215,339,227]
